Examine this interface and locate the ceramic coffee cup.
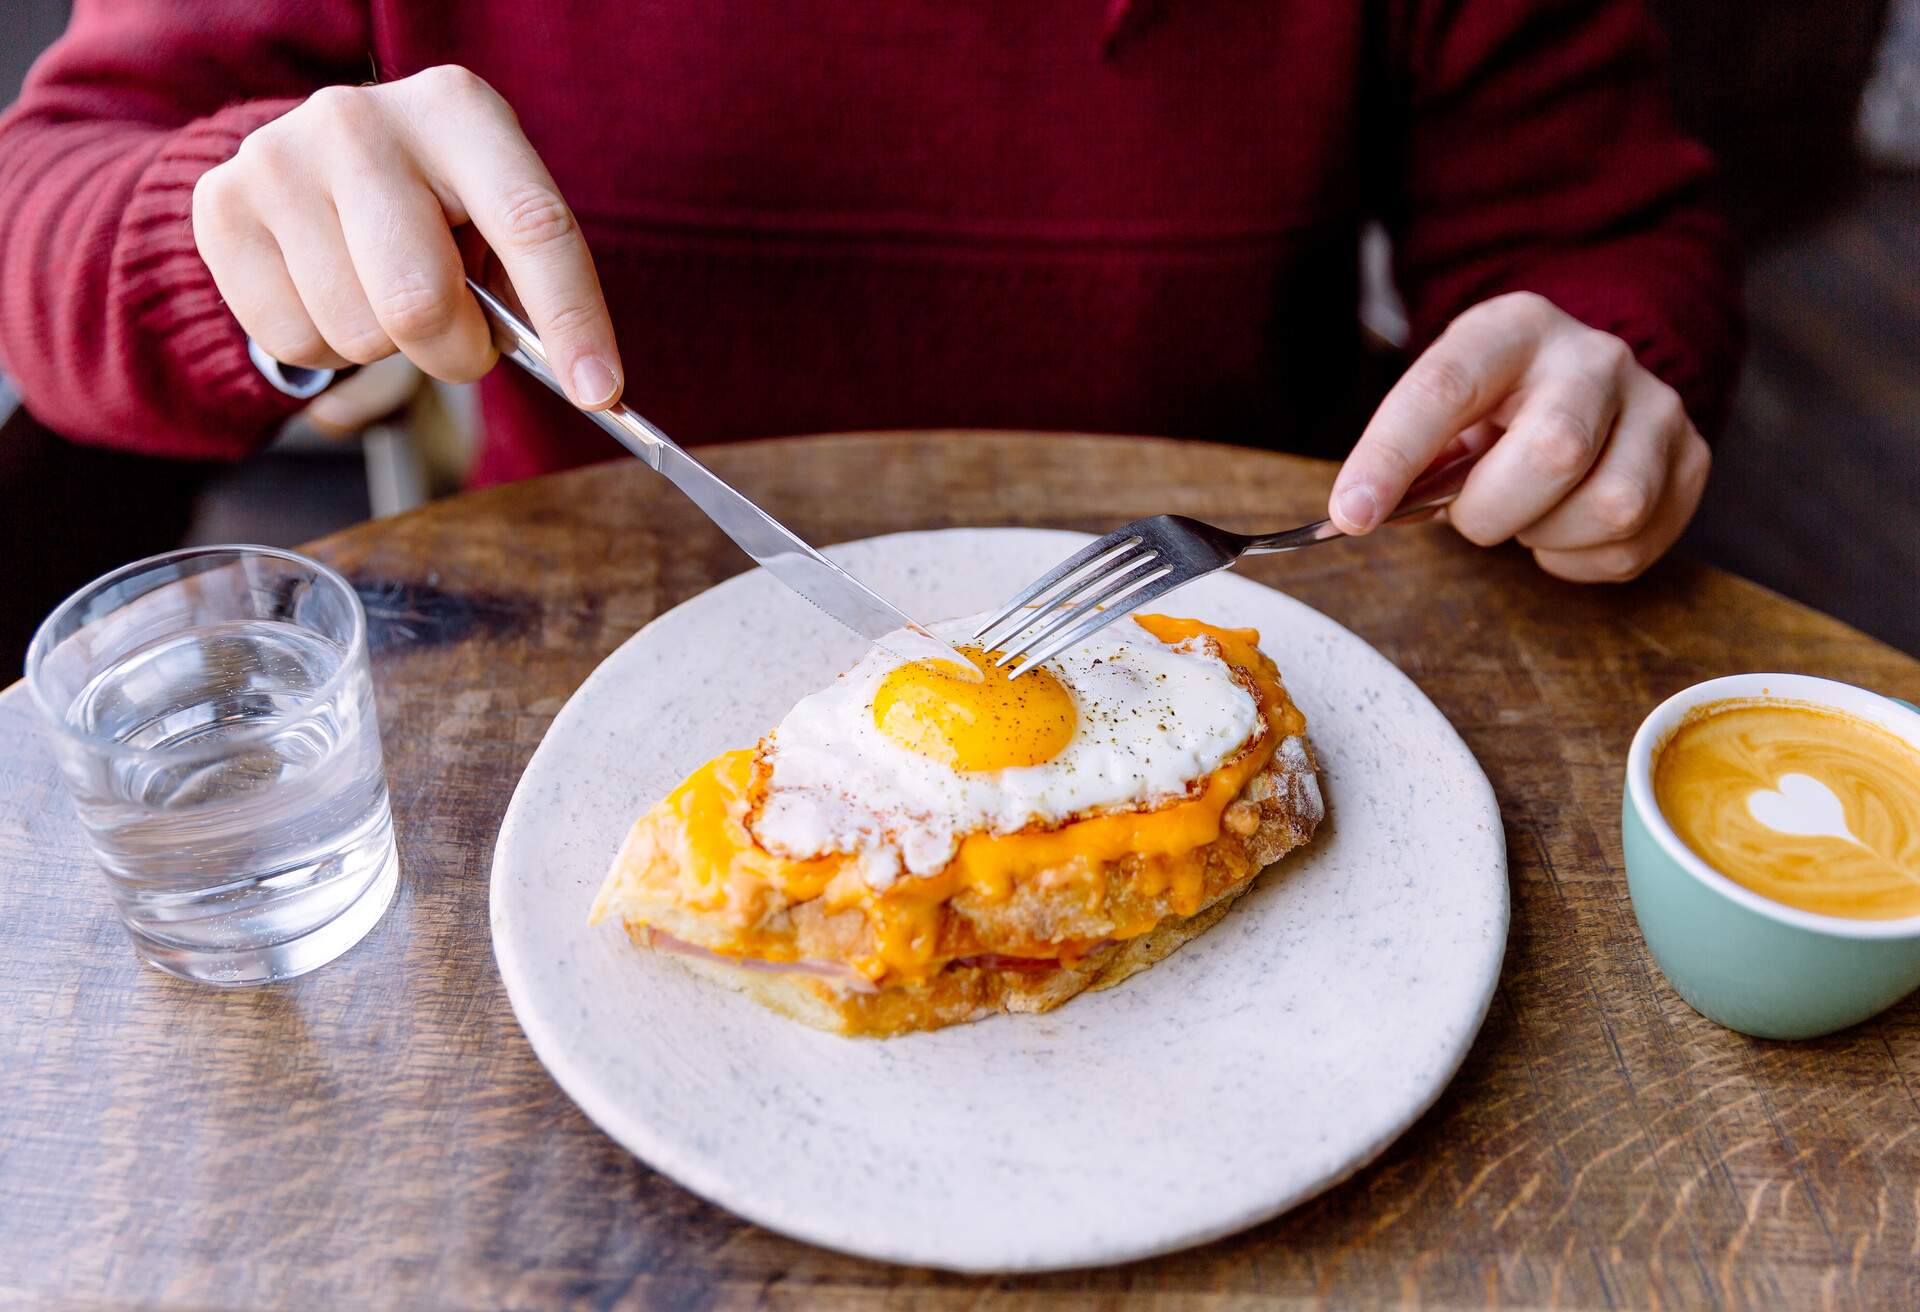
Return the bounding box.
[1623,673,1920,1040]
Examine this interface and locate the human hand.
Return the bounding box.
[1329,292,1711,581]
[193,66,622,409]
[300,355,422,438]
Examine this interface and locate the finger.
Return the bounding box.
[267,203,398,367]
[1532,429,1711,583]
[304,354,422,435]
[1437,421,1502,468]
[1446,361,1621,546]
[1517,377,1687,551]
[193,169,349,370]
[331,156,495,384]
[1330,293,1553,534]
[397,68,622,408]
[1387,422,1501,524]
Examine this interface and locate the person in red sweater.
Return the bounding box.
[0,1,1738,582]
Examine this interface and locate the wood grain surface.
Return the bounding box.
[3,432,1918,1311]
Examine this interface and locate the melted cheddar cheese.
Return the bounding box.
[590,615,1303,983]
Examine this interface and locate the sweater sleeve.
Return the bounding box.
[1380,0,1744,436]
[0,2,370,460]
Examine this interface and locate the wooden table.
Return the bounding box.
[4,432,1918,1310]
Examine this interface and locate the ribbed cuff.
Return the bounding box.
[117,98,307,459]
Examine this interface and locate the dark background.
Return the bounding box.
[3,0,1916,668]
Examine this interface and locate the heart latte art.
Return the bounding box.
[1652,699,1920,919]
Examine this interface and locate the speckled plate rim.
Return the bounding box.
[491,527,1508,1273]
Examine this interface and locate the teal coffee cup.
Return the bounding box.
[1623,673,1920,1040]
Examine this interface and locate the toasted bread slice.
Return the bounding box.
[614,740,1321,1037]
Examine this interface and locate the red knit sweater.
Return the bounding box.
[0,1,1739,486]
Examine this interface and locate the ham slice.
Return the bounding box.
[953,941,1113,973]
[954,954,1062,974]
[639,929,1115,989]
[637,927,879,993]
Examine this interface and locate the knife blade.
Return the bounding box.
[464,278,972,674]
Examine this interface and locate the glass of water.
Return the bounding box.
[25,545,399,986]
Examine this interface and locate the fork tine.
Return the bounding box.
[986,549,1162,665]
[994,556,1173,672]
[978,544,1158,653]
[1003,567,1185,677]
[970,532,1145,645]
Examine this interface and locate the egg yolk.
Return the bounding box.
[872,647,1077,771]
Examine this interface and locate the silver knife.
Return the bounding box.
[463,278,971,672]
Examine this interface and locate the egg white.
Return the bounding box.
[748,613,1263,887]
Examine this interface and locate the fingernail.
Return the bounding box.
[1336,484,1380,533]
[570,356,619,407]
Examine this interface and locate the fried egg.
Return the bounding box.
[748,612,1264,887]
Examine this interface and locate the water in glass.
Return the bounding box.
[29,547,398,985]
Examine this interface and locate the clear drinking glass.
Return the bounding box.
[25,545,399,985]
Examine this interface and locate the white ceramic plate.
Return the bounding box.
[491,528,1506,1273]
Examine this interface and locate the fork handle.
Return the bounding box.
[1243,446,1481,554]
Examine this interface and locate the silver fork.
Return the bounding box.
[976,450,1479,675]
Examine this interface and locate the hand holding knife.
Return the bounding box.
[255,277,972,674]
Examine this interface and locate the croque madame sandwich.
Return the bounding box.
[589,613,1322,1036]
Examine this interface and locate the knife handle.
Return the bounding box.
[463,276,674,471]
